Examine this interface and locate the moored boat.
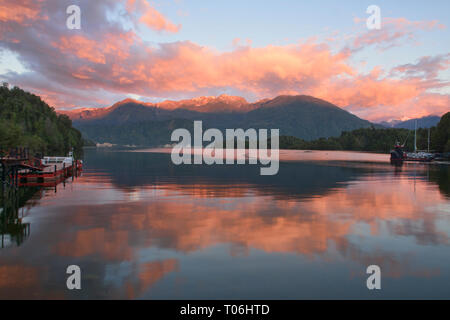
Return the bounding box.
[404,151,435,162]
[18,151,83,186]
[390,120,435,163]
[390,142,406,162]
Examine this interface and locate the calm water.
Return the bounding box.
[1,149,449,299]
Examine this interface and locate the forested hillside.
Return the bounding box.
[70,95,375,145]
[278,113,450,153]
[0,84,83,156]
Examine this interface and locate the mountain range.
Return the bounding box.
[378,115,441,130]
[61,95,378,146]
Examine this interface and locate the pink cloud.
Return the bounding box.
[391,54,450,79]
[0,0,47,24]
[127,0,181,33]
[350,93,450,122]
[352,17,446,51]
[51,32,134,64]
[0,1,448,121]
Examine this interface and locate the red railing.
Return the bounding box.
[0,147,31,160]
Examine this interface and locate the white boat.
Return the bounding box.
[405,120,434,161]
[391,120,435,162]
[41,151,83,166]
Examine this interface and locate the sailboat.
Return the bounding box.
[391,120,435,162]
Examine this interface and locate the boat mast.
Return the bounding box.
[414,120,417,153]
[428,127,430,153]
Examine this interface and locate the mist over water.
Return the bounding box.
[1,149,449,299]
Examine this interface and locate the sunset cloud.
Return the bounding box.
[0,0,47,24]
[351,17,446,51]
[391,53,450,79]
[0,0,448,121]
[352,93,450,122]
[51,32,134,64]
[127,0,181,33]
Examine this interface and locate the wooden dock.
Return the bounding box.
[1,148,32,189]
[18,160,83,187]
[1,148,82,188]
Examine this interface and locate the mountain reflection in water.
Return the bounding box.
[1,149,449,299]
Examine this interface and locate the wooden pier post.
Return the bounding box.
[14,167,18,190]
[1,162,5,191]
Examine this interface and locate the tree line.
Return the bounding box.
[277,112,450,154]
[0,84,84,157]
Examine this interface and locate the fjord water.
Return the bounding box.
[1,149,449,299]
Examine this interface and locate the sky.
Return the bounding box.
[0,0,449,121]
